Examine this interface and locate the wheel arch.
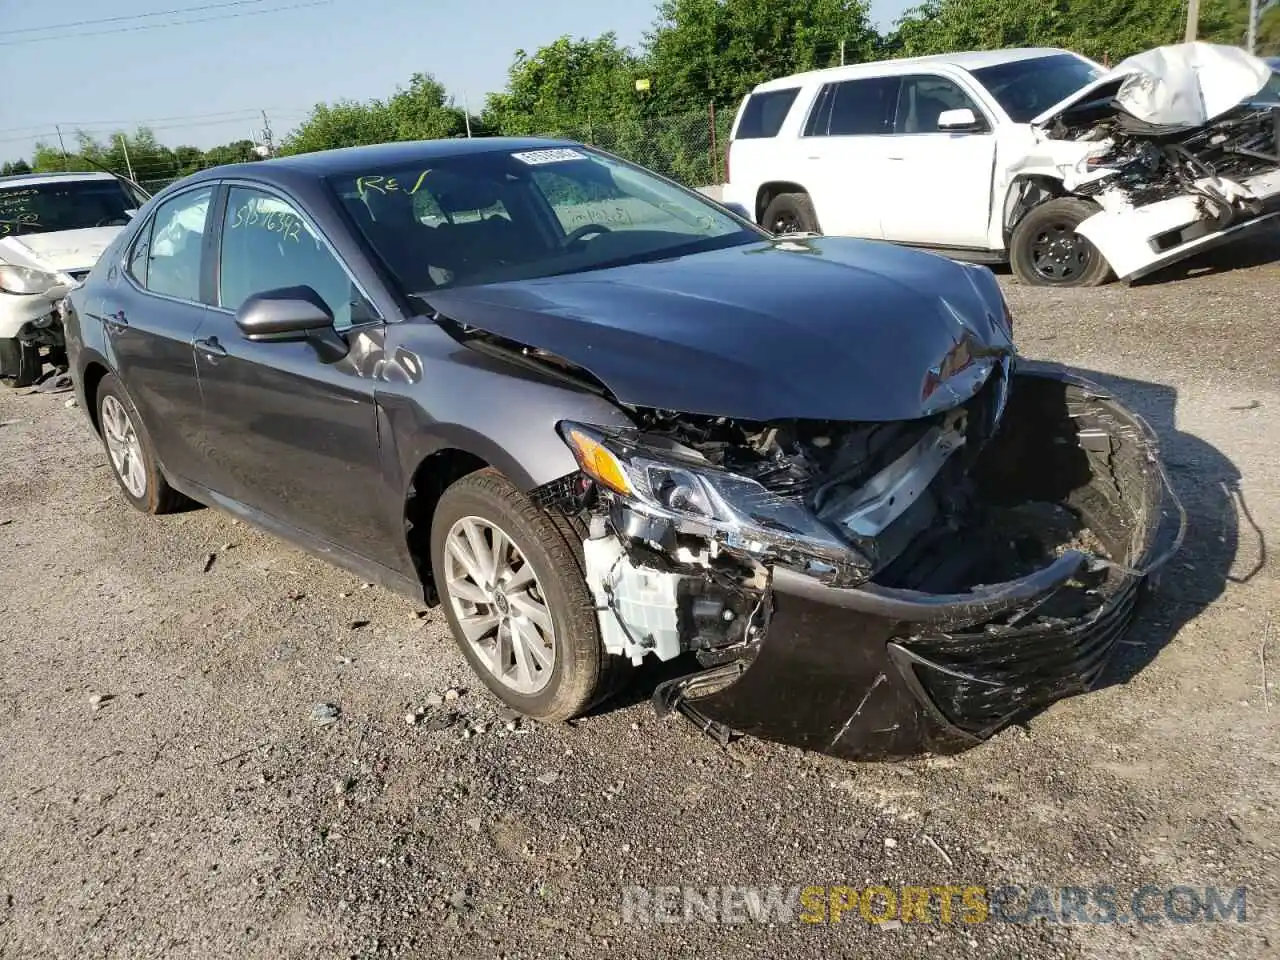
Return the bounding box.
[80,358,112,436]
[1002,174,1069,244]
[755,181,811,224]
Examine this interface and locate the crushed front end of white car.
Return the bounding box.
[0,172,143,387]
[1022,43,1280,281]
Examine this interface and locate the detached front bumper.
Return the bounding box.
[1077,167,1280,281]
[653,365,1184,761]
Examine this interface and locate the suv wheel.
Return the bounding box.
[762,191,820,235]
[95,374,185,514]
[429,469,629,721]
[0,338,41,389]
[1010,198,1112,287]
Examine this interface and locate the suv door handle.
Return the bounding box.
[194,336,227,360]
[103,309,128,329]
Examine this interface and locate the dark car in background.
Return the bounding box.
[63,138,1181,761]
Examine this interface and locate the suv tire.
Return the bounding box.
[1010,198,1112,287]
[762,191,820,235]
[0,338,41,389]
[429,469,630,722]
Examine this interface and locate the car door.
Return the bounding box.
[194,183,399,565]
[95,184,214,484]
[802,77,901,239]
[877,74,998,248]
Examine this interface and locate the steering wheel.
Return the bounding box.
[563,223,612,245]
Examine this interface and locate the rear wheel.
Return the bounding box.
[1010,198,1112,287]
[761,191,820,235]
[0,338,41,389]
[95,374,185,514]
[429,469,629,721]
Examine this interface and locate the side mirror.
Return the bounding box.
[235,285,349,363]
[721,201,751,220]
[937,108,983,132]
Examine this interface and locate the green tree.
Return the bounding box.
[483,34,644,135]
[281,72,473,155]
[644,0,881,112]
[1,159,32,176]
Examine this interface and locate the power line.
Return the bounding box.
[0,0,275,37]
[0,0,334,47]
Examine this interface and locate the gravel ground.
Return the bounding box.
[1,237,1278,960]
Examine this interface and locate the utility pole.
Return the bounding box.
[118,134,135,181]
[462,94,473,138]
[1185,0,1200,42]
[1248,0,1259,54]
[839,39,845,66]
[260,109,275,157]
[55,124,68,170]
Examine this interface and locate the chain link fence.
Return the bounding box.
[531,106,735,189]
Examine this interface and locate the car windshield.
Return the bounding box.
[970,54,1105,123]
[0,178,140,238]
[327,146,761,294]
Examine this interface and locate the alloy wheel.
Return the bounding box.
[442,516,556,695]
[100,395,147,498]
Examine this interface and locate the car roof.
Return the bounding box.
[183,136,585,187]
[0,170,120,188]
[749,48,1081,92]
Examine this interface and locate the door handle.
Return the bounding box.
[886,156,905,161]
[103,309,128,329]
[194,336,227,359]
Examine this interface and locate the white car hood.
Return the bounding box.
[1033,42,1274,129]
[0,226,122,275]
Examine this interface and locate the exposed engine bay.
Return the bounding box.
[1015,43,1280,280]
[547,360,1180,754]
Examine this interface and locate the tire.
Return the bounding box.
[429,469,630,722]
[95,373,185,515]
[1010,197,1112,287]
[0,338,41,389]
[761,191,820,235]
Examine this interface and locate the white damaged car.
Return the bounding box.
[1,171,148,386]
[725,42,1280,286]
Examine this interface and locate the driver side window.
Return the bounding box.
[894,75,987,134]
[218,187,375,331]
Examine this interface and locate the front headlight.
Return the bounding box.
[0,264,60,296]
[558,421,873,578]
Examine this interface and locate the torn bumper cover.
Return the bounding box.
[564,363,1183,761]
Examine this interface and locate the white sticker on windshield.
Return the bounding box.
[511,148,588,165]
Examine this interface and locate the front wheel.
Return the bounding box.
[1010,197,1112,287]
[0,338,41,388]
[429,470,629,721]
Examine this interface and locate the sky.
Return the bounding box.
[0,0,914,164]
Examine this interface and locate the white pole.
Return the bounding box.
[1248,0,1259,54]
[119,134,135,181]
[1185,0,1200,42]
[463,93,473,138]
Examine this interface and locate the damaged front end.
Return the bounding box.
[549,362,1183,761]
[1027,43,1280,280]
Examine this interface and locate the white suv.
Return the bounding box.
[724,44,1280,286]
[1,171,147,387]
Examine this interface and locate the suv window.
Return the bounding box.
[135,186,212,301]
[219,187,374,330]
[894,75,987,133]
[735,88,801,139]
[814,77,900,136]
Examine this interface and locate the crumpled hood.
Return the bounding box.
[425,237,1014,422]
[0,226,122,275]
[1034,42,1274,129]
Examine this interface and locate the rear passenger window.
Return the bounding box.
[137,186,212,301]
[735,88,801,139]
[821,77,901,136]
